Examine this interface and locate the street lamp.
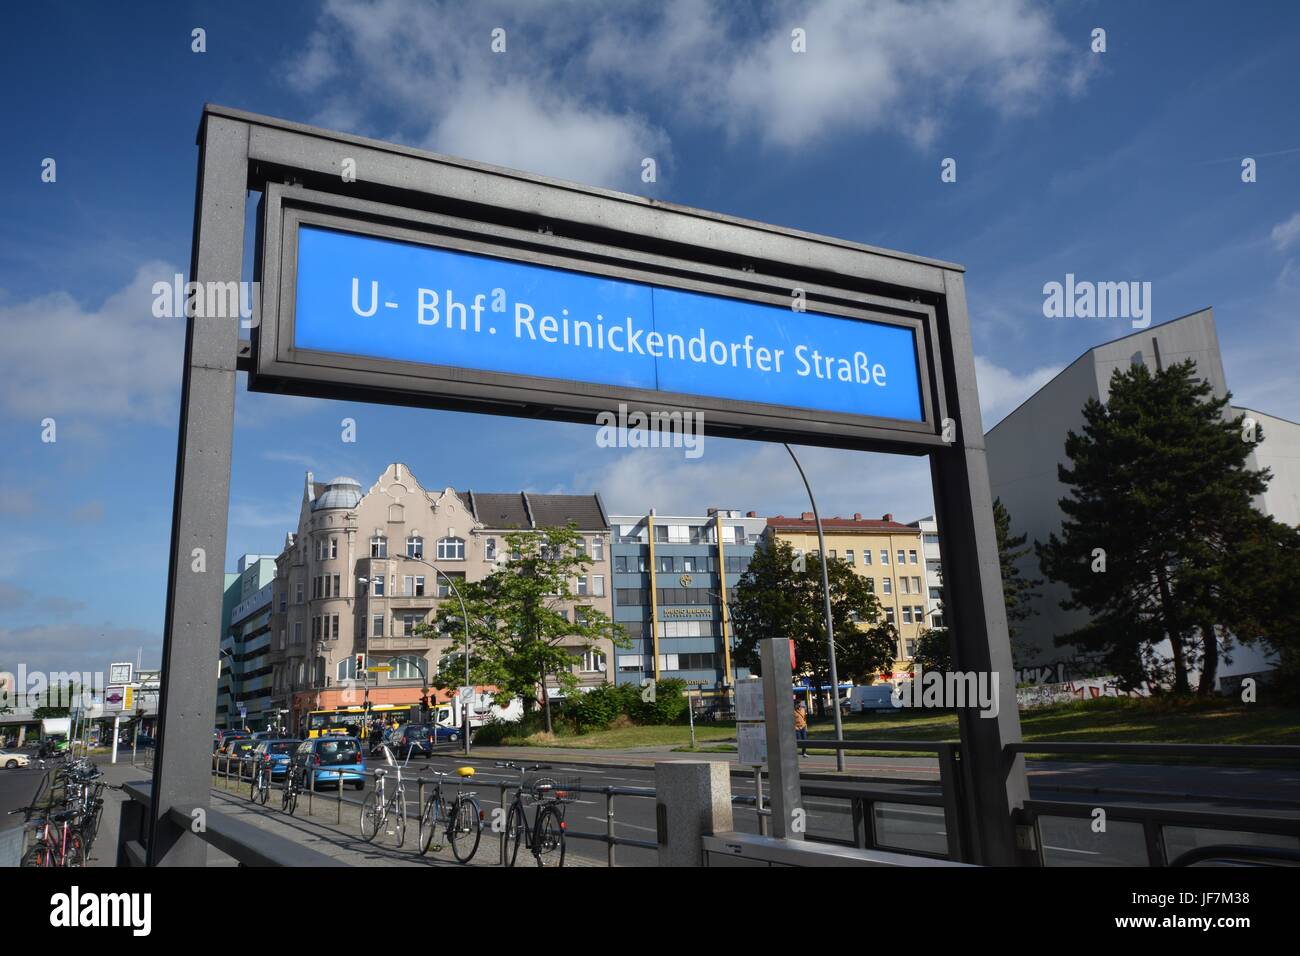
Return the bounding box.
[358,551,473,756]
[783,443,846,771]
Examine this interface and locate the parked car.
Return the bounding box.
[292,736,366,790]
[1,750,31,769]
[214,728,249,753]
[387,722,459,758]
[848,684,903,712]
[250,739,302,780]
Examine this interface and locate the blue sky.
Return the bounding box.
[2,0,1298,673]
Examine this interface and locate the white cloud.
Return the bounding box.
[287,0,1089,186]
[566,439,936,525]
[0,623,158,678]
[0,261,184,423]
[1270,211,1300,252]
[974,355,1061,429]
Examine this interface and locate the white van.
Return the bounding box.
[848,684,900,712]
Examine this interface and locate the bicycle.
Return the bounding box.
[418,765,483,861]
[9,804,85,867]
[281,760,306,816]
[360,745,409,847]
[495,762,578,867]
[251,755,273,806]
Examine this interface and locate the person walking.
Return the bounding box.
[794,701,809,757]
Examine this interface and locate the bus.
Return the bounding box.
[304,704,419,739]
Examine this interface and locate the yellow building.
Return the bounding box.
[765,513,931,679]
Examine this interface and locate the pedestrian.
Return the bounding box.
[794,701,809,756]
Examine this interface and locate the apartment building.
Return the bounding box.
[765,513,932,674]
[609,510,766,698]
[265,464,613,733]
[908,516,945,630]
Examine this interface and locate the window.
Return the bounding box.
[436,574,463,598]
[845,549,855,565]
[909,550,918,564]
[391,656,424,680]
[885,607,895,625]
[880,549,889,565]
[659,556,674,573]
[897,549,906,565]
[683,556,695,573]
[914,606,925,624]
[331,614,340,640]
[900,577,910,595]
[863,549,872,565]
[905,638,917,658]
[372,576,386,597]
[576,575,589,596]
[581,650,607,673]
[372,615,384,637]
[295,582,303,604]
[865,578,874,592]
[829,549,837,560]
[293,622,303,644]
[437,537,465,560]
[902,607,913,624]
[930,587,943,600]
[336,658,358,682]
[912,577,921,593]
[932,613,945,629]
[484,537,497,560]
[407,535,424,559]
[403,614,420,636]
[592,575,605,597]
[882,578,892,594]
[370,536,387,558]
[614,555,628,573]
[592,538,604,561]
[414,576,425,597]
[278,628,285,650]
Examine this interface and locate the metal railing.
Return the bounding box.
[491,779,658,866]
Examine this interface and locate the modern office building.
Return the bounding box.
[216,555,277,730]
[764,513,932,673]
[985,308,1298,686]
[265,464,614,734]
[608,510,766,698]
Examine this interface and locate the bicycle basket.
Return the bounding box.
[522,771,580,803]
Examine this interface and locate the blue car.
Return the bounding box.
[293,736,366,790]
[250,738,302,780]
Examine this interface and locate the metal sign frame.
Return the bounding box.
[149,104,1029,867]
[253,184,946,452]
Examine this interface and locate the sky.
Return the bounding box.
[1,0,1298,674]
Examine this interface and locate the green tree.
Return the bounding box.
[731,539,895,715]
[1036,359,1270,694]
[913,627,951,674]
[994,497,1042,667]
[418,524,626,733]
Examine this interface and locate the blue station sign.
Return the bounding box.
[290,225,925,423]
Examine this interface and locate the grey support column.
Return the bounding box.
[654,760,733,867]
[928,270,1029,866]
[147,114,248,865]
[760,637,804,840]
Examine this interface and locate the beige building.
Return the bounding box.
[765,513,932,678]
[266,463,614,732]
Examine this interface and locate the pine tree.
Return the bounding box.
[1036,359,1269,694]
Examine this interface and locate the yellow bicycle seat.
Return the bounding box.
[455,766,476,777]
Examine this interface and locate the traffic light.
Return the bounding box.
[354,654,364,676]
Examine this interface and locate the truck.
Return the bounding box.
[39,716,72,755]
[433,690,523,730]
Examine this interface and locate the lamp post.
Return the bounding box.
[359,551,473,756]
[783,443,846,771]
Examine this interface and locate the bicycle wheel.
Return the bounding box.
[505,803,526,867]
[21,840,49,867]
[284,775,299,816]
[360,791,383,842]
[257,773,271,806]
[249,769,262,802]
[419,797,442,856]
[448,797,482,864]
[534,805,565,868]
